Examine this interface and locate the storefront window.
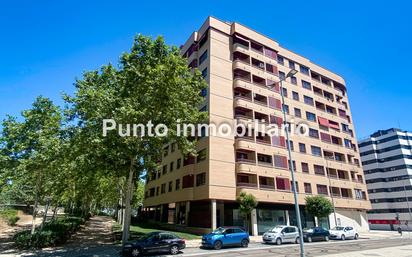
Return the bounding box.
[257,209,286,234]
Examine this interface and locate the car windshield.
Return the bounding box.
[331,226,344,230]
[212,227,225,234]
[269,226,284,233]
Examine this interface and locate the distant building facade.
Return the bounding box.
[359,128,412,230]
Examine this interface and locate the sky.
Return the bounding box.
[0,0,411,139]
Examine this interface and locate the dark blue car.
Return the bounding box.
[201,226,249,250]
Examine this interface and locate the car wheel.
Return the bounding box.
[307,236,312,243]
[170,245,179,255]
[276,238,282,245]
[295,237,300,244]
[131,248,140,257]
[214,240,223,250]
[241,239,249,248]
[341,234,345,241]
[354,234,359,240]
[325,236,329,242]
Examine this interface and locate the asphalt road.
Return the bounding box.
[177,238,412,257]
[9,237,412,257]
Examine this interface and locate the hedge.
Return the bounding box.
[0,208,20,226]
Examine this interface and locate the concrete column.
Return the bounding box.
[175,202,180,224]
[185,201,190,226]
[159,205,164,222]
[251,209,258,236]
[211,199,217,230]
[218,202,225,226]
[286,210,290,226]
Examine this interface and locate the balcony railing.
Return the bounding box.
[236,158,256,164]
[237,182,258,188]
[260,184,275,190]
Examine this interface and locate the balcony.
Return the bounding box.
[259,176,275,191]
[253,93,268,106]
[234,107,253,120]
[234,88,252,102]
[254,111,269,124]
[237,173,258,188]
[251,58,265,70]
[236,150,256,164]
[233,51,250,65]
[257,153,273,167]
[252,75,266,89]
[235,137,256,151]
[233,78,253,91]
[256,132,271,145]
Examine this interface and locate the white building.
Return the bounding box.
[359,128,412,231]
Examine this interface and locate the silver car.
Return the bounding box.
[262,225,300,245]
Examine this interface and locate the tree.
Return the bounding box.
[305,195,334,226]
[0,96,63,234]
[237,192,257,232]
[65,34,207,243]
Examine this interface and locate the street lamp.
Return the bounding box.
[266,68,305,257]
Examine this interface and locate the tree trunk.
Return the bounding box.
[121,158,135,244]
[52,205,58,220]
[40,199,51,230]
[31,193,39,234]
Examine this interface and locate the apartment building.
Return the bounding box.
[359,128,412,231]
[143,16,371,235]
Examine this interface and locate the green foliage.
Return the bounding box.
[305,195,334,219]
[0,208,20,226]
[237,192,257,216]
[13,217,85,249]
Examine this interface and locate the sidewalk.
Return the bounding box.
[323,244,412,257]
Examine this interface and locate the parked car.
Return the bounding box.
[329,226,359,240]
[303,227,330,242]
[201,226,249,250]
[262,225,300,245]
[122,231,185,256]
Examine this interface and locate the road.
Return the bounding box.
[3,237,411,257]
[176,238,412,257]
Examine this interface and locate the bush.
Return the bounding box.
[0,208,20,226]
[13,216,86,249]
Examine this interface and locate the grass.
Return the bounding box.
[0,208,20,226]
[113,222,201,240]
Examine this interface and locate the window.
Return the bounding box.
[163,146,169,157]
[289,60,295,69]
[294,108,301,118]
[277,55,284,65]
[175,179,180,190]
[304,183,312,194]
[197,149,206,162]
[161,183,166,194]
[168,181,173,192]
[304,95,314,106]
[291,76,297,85]
[301,162,309,173]
[314,165,325,175]
[317,184,328,195]
[311,146,322,156]
[276,177,290,190]
[299,143,306,153]
[283,104,289,114]
[274,155,288,169]
[200,88,207,97]
[171,143,176,152]
[177,158,181,169]
[196,173,206,186]
[300,65,310,75]
[288,140,294,151]
[306,112,316,122]
[302,80,311,90]
[182,175,194,188]
[344,139,352,148]
[198,32,208,49]
[201,68,208,79]
[291,181,299,192]
[292,91,299,101]
[162,165,167,174]
[282,87,288,97]
[199,50,208,65]
[170,162,174,172]
[279,71,286,80]
[309,128,319,139]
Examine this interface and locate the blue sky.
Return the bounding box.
[0,0,410,138]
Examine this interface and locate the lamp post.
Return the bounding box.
[267,68,305,257]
